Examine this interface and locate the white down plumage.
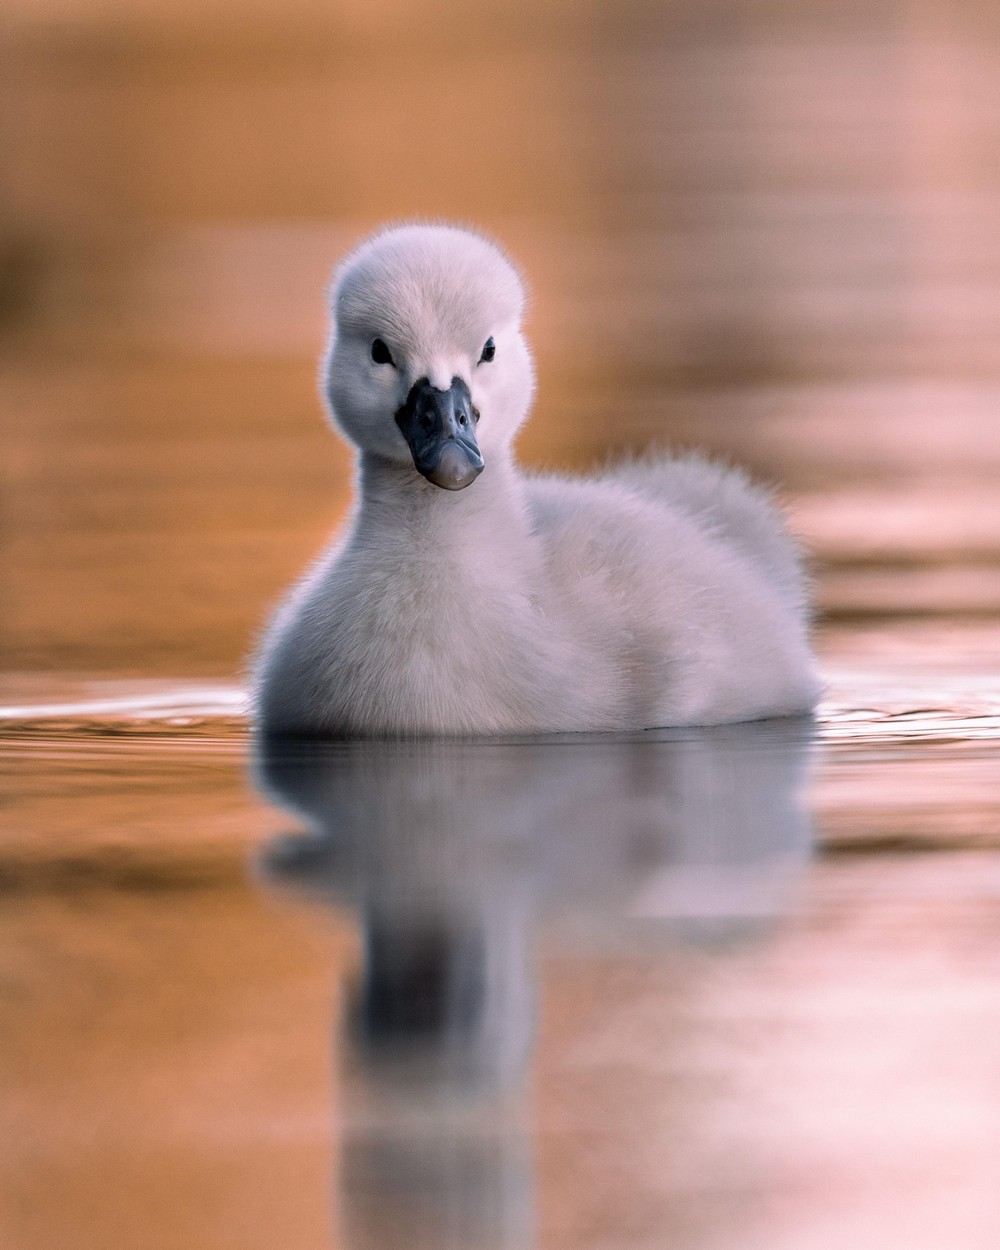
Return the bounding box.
[252,223,821,736]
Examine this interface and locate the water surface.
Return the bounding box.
[3,641,1000,1248]
[4,3,1000,1246]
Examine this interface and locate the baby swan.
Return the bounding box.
[252,223,821,736]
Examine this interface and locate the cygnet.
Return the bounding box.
[252,223,821,736]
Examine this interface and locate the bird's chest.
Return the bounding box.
[329,551,544,732]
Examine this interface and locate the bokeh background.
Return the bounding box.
[3,0,1000,681]
[6,9,1000,1249]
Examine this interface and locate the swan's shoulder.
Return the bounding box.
[520,468,729,617]
[601,453,807,599]
[522,458,763,555]
[523,454,771,529]
[523,469,651,527]
[521,455,810,619]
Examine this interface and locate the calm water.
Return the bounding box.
[3,642,1000,1249]
[4,2,1000,1247]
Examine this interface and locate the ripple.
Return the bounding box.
[2,669,999,751]
[0,682,249,753]
[820,665,1000,747]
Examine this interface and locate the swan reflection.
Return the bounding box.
[252,723,815,1249]
[255,721,816,938]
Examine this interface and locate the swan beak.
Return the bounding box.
[395,377,484,491]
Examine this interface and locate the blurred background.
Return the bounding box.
[6,8,1000,1249]
[4,0,1000,683]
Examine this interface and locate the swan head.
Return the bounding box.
[322,223,534,490]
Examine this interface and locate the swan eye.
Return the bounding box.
[371,338,394,366]
[478,336,495,364]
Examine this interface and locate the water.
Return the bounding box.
[5,1,1000,1245]
[3,650,1000,1249]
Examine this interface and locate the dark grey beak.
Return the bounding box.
[395,376,484,491]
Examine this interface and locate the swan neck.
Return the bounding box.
[354,451,527,535]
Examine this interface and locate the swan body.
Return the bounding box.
[253,224,820,736]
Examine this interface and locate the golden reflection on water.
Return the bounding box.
[3,710,1000,1249]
